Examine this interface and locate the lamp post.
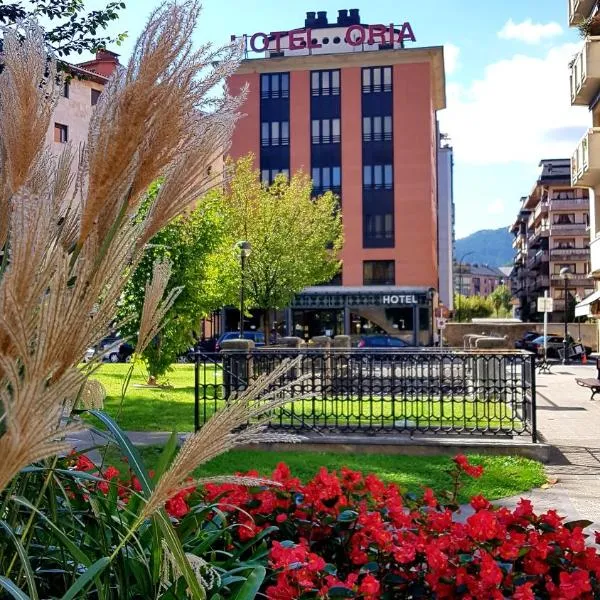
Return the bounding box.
[575,293,582,341]
[559,266,573,365]
[457,251,474,323]
[236,240,252,338]
[427,287,436,346]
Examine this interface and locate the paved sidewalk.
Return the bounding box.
[485,363,600,535]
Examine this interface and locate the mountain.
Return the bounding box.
[455,227,513,268]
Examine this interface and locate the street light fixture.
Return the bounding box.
[559,266,573,365]
[236,240,252,338]
[457,251,474,323]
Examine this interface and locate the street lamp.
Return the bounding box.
[575,293,582,342]
[236,240,252,338]
[559,266,573,364]
[427,287,436,346]
[457,251,474,323]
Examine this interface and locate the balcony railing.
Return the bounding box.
[534,276,550,288]
[550,221,589,234]
[550,275,591,287]
[569,36,600,106]
[569,0,597,27]
[527,250,549,269]
[572,128,600,186]
[550,247,590,259]
[528,224,550,245]
[550,196,589,210]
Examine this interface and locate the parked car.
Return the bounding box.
[96,336,134,363]
[514,331,540,350]
[215,331,266,352]
[527,335,592,359]
[357,335,412,349]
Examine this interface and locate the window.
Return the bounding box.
[311,118,340,144]
[362,67,392,93]
[261,169,289,185]
[554,213,575,225]
[61,81,70,98]
[311,69,340,96]
[54,123,68,143]
[260,73,289,99]
[363,164,393,189]
[91,89,101,106]
[260,121,289,146]
[554,263,576,274]
[365,213,393,241]
[363,260,395,285]
[312,166,341,192]
[555,238,575,249]
[363,116,393,141]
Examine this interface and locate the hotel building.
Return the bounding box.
[510,159,591,323]
[227,8,449,343]
[569,0,600,329]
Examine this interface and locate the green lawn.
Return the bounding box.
[91,364,526,433]
[102,446,546,504]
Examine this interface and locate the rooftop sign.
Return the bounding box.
[234,23,416,54]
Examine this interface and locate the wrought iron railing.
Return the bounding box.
[193,349,537,442]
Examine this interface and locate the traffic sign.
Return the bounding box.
[436,317,447,330]
[537,297,554,313]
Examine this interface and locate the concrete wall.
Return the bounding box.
[444,322,599,350]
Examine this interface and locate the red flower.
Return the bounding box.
[358,574,380,598]
[422,487,437,507]
[470,494,491,511]
[74,454,95,472]
[513,582,535,600]
[453,454,484,478]
[104,466,120,480]
[165,493,189,519]
[275,513,287,523]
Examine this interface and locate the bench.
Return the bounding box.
[575,358,600,400]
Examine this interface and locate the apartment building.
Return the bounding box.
[569,1,600,325]
[48,50,120,152]
[227,8,447,342]
[454,263,505,298]
[437,134,455,310]
[510,159,591,322]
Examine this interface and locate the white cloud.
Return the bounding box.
[444,43,460,76]
[497,18,563,45]
[439,43,589,165]
[487,199,505,214]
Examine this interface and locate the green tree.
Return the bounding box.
[119,184,231,382]
[0,0,127,57]
[453,294,494,322]
[215,156,344,338]
[489,284,512,317]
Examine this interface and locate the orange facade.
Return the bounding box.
[228,48,444,291]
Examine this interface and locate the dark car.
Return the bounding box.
[515,331,540,350]
[96,336,133,363]
[357,335,412,349]
[215,331,265,352]
[528,335,592,359]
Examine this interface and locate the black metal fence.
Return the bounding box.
[194,348,537,442]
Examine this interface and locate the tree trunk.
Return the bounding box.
[264,308,271,345]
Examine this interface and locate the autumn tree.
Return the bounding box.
[0,0,127,57]
[215,156,344,338]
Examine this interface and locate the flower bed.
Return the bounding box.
[69,453,600,599]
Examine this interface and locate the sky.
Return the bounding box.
[80,0,590,239]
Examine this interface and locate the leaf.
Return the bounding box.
[564,519,593,531]
[88,412,206,600]
[336,510,358,523]
[229,566,266,600]
[0,577,30,600]
[0,520,39,600]
[153,431,179,481]
[60,557,110,600]
[231,526,278,560]
[327,587,357,598]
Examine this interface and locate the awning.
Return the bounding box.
[575,290,600,318]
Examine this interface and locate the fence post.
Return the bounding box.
[194,355,200,431]
[312,336,332,400]
[530,353,537,443]
[222,339,254,397]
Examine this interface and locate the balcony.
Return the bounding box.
[549,196,589,210]
[550,275,591,287]
[528,224,550,246]
[569,0,597,27]
[590,235,600,276]
[534,276,550,289]
[550,247,590,259]
[569,37,600,105]
[572,128,600,186]
[550,221,589,236]
[528,203,548,228]
[527,250,549,270]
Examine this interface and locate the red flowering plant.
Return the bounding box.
[202,455,600,599]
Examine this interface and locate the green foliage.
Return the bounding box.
[453,294,495,322]
[489,284,512,317]
[0,1,127,57]
[213,155,344,336]
[119,184,232,379]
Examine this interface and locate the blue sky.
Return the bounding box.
[82,0,590,238]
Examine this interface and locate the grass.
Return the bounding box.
[102,446,546,504]
[91,364,525,433]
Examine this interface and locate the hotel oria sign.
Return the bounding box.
[235,23,417,54]
[292,291,426,309]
